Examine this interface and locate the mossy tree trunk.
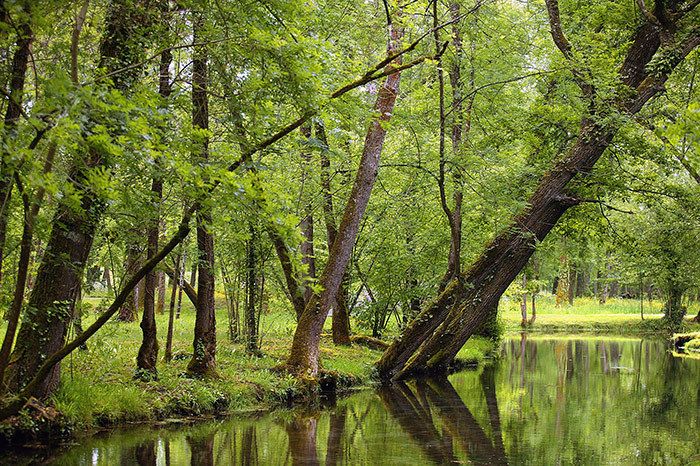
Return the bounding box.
[187,7,217,377]
[5,0,156,398]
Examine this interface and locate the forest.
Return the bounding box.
[0,0,699,463]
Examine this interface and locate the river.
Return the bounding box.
[6,335,699,465]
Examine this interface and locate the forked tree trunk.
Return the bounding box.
[285,16,404,375]
[136,47,172,379]
[187,9,217,377]
[5,0,154,397]
[376,10,699,380]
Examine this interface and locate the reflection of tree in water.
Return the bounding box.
[187,431,215,466]
[135,440,156,466]
[325,406,347,466]
[378,382,457,464]
[378,372,508,465]
[285,415,319,465]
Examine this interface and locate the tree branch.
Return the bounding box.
[544,0,573,59]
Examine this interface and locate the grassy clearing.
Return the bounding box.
[498,294,700,335]
[501,295,700,316]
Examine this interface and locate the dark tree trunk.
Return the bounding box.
[376,8,698,380]
[118,242,143,322]
[135,441,156,466]
[164,253,181,363]
[136,47,171,379]
[5,0,154,397]
[245,224,259,354]
[187,11,216,377]
[285,18,404,375]
[0,13,32,288]
[0,174,33,388]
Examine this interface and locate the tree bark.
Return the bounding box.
[118,241,143,322]
[136,47,171,379]
[316,121,351,345]
[0,12,32,288]
[376,6,699,380]
[245,223,259,354]
[5,0,154,397]
[164,253,181,363]
[285,15,404,376]
[187,9,216,377]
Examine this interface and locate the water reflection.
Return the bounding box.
[4,336,699,465]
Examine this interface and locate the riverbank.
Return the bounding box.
[2,293,697,446]
[0,306,497,446]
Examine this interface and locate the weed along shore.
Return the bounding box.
[2,294,697,447]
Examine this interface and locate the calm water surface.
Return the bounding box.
[8,336,700,465]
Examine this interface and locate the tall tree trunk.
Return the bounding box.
[164,252,181,363]
[285,13,404,376]
[316,121,351,345]
[377,8,699,379]
[5,0,154,398]
[187,9,216,377]
[0,11,32,288]
[436,1,473,290]
[245,223,259,354]
[136,47,172,379]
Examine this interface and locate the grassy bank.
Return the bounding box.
[500,296,700,334]
[0,297,497,442]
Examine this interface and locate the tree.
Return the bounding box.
[187,6,217,378]
[5,0,157,398]
[377,0,700,381]
[285,6,407,376]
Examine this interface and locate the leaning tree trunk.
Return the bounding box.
[377,8,700,380]
[285,16,404,376]
[316,121,352,345]
[136,46,172,379]
[187,9,217,377]
[4,0,154,398]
